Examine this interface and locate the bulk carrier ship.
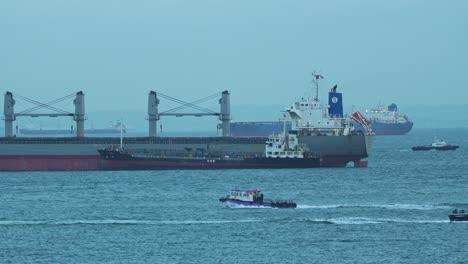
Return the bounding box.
[0,76,370,171]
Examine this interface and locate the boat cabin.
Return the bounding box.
[265,132,304,158]
[431,138,448,147]
[225,189,264,203]
[452,209,466,215]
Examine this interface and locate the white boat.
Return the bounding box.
[219,189,297,208]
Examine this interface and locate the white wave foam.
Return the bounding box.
[297,205,343,209]
[160,219,263,225]
[225,205,270,209]
[297,203,450,210]
[310,217,451,225]
[367,204,451,210]
[223,201,271,209]
[329,217,382,225]
[0,220,48,225]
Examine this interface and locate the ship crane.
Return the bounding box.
[3,91,86,137]
[147,90,231,137]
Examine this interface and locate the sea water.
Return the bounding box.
[1,128,467,263]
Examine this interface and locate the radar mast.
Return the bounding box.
[311,72,324,101]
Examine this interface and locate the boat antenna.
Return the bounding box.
[311,72,324,101]
[118,119,124,149]
[282,112,287,139]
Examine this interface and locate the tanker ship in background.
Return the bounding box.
[0,75,370,171]
[230,103,412,136]
[354,103,413,135]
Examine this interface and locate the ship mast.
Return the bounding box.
[282,113,287,140]
[311,72,324,101]
[117,120,124,149]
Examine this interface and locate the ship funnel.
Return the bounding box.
[328,86,343,118]
[148,91,159,137]
[219,90,231,137]
[388,103,398,112]
[73,91,85,137]
[3,91,16,137]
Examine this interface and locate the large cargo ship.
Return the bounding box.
[0,76,370,171]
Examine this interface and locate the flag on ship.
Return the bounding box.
[351,111,370,126]
[313,74,324,80]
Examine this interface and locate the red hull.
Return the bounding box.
[0,155,99,171]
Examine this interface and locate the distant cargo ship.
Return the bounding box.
[230,121,291,137]
[18,128,125,135]
[230,103,412,136]
[17,122,126,136]
[355,103,413,135]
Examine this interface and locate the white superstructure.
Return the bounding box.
[431,138,448,147]
[366,104,410,124]
[286,74,356,136]
[265,131,304,158]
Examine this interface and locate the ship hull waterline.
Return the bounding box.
[0,154,367,171]
[220,199,297,209]
[0,135,368,171]
[448,214,468,221]
[97,157,321,170]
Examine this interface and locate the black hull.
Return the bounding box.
[412,145,459,151]
[219,198,297,208]
[98,158,321,170]
[449,214,468,221]
[98,149,321,170]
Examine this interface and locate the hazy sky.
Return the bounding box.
[1,0,467,115]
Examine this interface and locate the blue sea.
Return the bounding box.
[1,128,467,263]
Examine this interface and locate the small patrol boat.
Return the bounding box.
[448,209,468,221]
[219,189,297,208]
[412,138,459,151]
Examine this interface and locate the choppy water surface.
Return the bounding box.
[1,128,468,263]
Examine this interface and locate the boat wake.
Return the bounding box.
[308,217,452,225]
[0,219,263,226]
[297,203,451,210]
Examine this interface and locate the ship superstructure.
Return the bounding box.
[287,76,358,136]
[285,74,371,167]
